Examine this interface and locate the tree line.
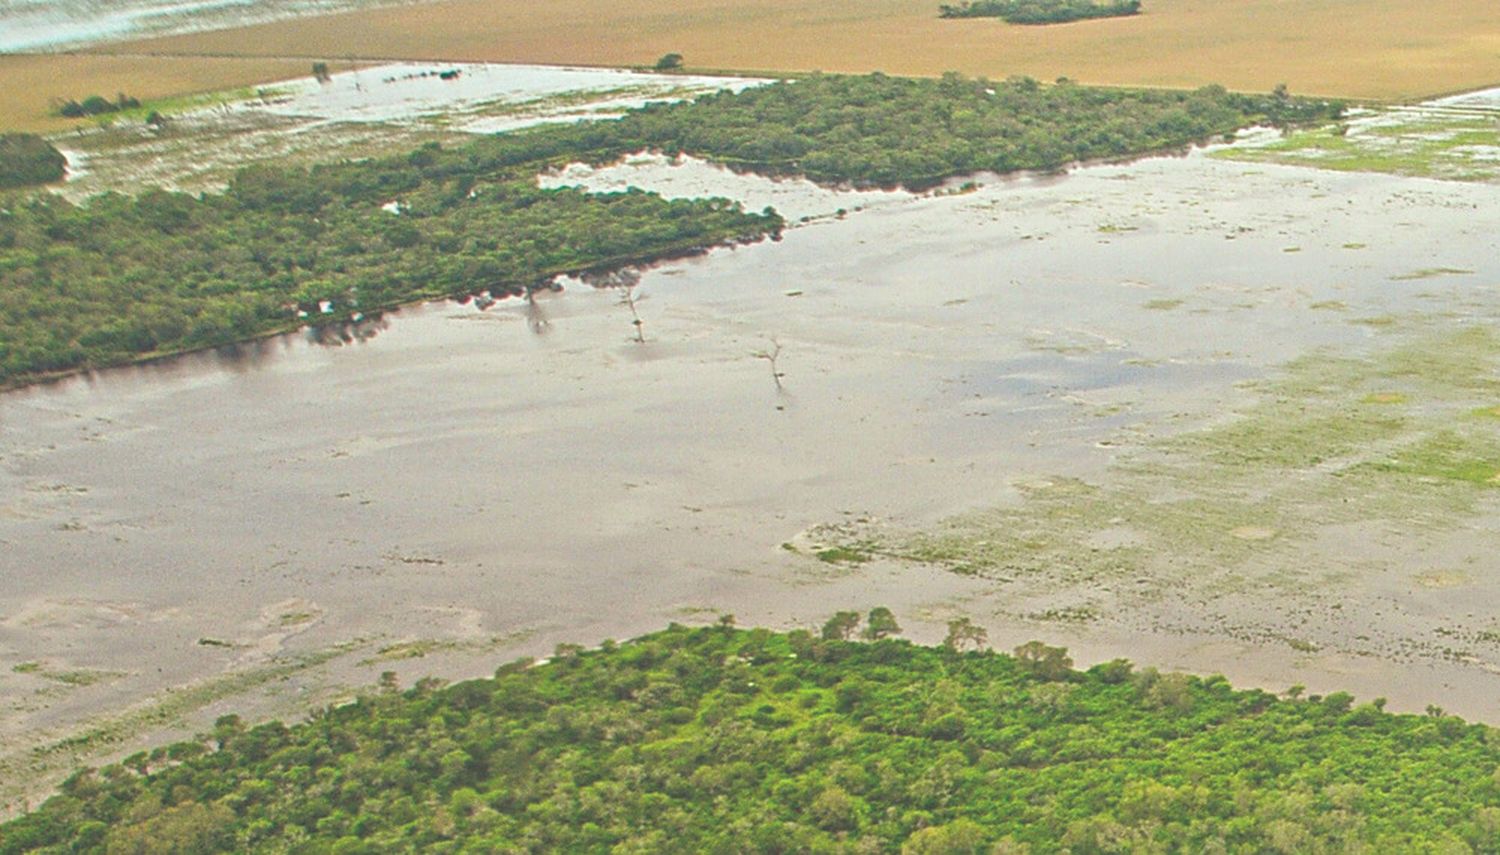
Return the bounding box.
[2,619,1497,852]
[52,93,142,119]
[939,0,1141,24]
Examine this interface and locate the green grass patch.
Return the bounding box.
[814,546,874,565]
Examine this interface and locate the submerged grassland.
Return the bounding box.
[1218,99,1500,182]
[819,315,1500,668]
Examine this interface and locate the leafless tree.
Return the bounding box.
[753,338,785,391]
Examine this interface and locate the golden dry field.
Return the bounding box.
[4,0,1500,130]
[0,54,315,132]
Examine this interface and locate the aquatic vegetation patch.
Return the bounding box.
[1390,267,1474,282]
[1217,108,1500,181]
[827,319,1500,654]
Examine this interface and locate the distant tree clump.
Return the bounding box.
[940,0,1141,23]
[4,621,1500,853]
[0,133,66,188]
[654,52,684,71]
[53,92,141,119]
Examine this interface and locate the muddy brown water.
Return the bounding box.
[5,150,1500,805]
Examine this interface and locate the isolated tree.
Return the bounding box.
[1014,640,1073,680]
[943,617,988,651]
[863,606,901,640]
[822,610,861,641]
[312,62,332,83]
[655,53,684,71]
[620,282,646,343]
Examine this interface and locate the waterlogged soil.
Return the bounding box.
[51,63,764,198]
[1219,86,1500,183]
[7,144,1500,808]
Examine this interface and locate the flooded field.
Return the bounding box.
[50,62,763,198]
[1221,87,1500,182]
[8,94,1500,808]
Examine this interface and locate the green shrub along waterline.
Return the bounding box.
[939,0,1141,24]
[2,621,1497,853]
[0,73,1341,389]
[0,134,67,189]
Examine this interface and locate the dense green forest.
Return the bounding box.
[0,175,778,387]
[456,72,1342,188]
[0,73,1341,388]
[2,620,1497,853]
[0,134,66,189]
[939,0,1141,24]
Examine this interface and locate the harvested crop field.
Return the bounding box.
[86,0,1500,101]
[8,0,1500,131]
[0,54,318,133]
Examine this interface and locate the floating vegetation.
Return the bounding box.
[1390,267,1474,282]
[814,545,875,565]
[357,631,535,666]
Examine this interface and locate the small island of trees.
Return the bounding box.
[940,0,1141,24]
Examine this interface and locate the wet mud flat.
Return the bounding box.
[5,146,1500,807]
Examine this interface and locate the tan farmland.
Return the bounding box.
[93,0,1500,99]
[0,54,314,132]
[4,0,1500,131]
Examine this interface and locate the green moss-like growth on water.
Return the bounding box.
[4,623,1500,852]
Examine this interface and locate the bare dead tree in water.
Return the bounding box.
[524,287,552,335]
[620,283,646,344]
[753,338,785,392]
[582,269,647,343]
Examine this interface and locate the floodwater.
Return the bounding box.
[6,142,1500,806]
[51,63,765,199]
[256,62,765,132]
[0,0,417,52]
